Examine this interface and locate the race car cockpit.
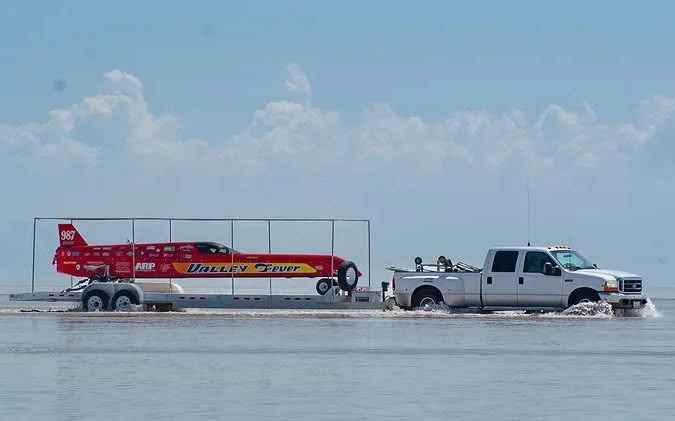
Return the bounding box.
[194,242,238,254]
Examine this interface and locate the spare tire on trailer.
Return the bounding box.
[337,261,359,291]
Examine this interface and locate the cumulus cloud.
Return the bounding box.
[1,64,673,175]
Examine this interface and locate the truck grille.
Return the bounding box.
[621,279,642,293]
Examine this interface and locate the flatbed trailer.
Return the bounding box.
[9,289,389,310]
[11,216,392,311]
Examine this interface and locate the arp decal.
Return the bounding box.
[135,262,156,271]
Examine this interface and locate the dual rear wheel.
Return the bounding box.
[411,287,444,309]
[82,290,138,311]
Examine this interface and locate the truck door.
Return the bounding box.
[518,251,563,307]
[482,250,519,306]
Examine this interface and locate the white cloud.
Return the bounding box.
[283,63,312,105]
[638,95,675,125]
[1,64,673,176]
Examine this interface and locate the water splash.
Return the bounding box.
[560,301,614,318]
[615,299,662,318]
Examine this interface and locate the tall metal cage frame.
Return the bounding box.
[30,217,372,295]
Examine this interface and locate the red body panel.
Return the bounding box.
[54,224,359,280]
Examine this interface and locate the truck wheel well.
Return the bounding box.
[411,286,444,308]
[568,287,600,307]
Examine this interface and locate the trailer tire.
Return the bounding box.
[111,290,139,311]
[316,278,332,295]
[568,288,600,307]
[337,261,359,291]
[411,286,444,309]
[82,290,109,312]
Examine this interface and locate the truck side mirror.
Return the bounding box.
[544,262,562,276]
[543,262,553,275]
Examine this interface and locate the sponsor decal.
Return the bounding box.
[93,252,100,257]
[172,262,317,275]
[116,252,123,257]
[76,264,81,270]
[162,253,173,258]
[114,261,131,274]
[164,246,176,252]
[63,261,77,264]
[183,254,192,259]
[71,251,80,257]
[102,252,110,256]
[66,251,71,256]
[135,262,156,271]
[149,253,160,257]
[179,245,193,251]
[160,263,171,272]
[84,252,91,256]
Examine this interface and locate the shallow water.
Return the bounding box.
[0,292,674,420]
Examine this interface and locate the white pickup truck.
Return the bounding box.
[390,246,648,311]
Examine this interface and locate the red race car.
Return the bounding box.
[54,224,360,294]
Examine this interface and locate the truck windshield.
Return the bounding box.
[550,250,595,271]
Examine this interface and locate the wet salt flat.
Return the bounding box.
[1,291,674,420]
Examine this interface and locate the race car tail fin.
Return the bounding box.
[58,224,87,247]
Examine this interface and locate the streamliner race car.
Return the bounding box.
[54,224,360,295]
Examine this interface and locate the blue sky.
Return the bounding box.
[1,1,675,288]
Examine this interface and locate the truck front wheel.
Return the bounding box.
[411,287,444,309]
[568,289,600,307]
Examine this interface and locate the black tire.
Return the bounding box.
[568,289,600,307]
[154,304,173,312]
[82,290,109,312]
[337,261,359,291]
[111,290,139,311]
[411,286,444,308]
[316,278,332,295]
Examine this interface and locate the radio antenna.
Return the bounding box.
[527,176,531,246]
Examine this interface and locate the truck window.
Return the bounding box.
[523,252,556,273]
[491,251,518,272]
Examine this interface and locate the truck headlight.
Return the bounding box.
[603,279,618,292]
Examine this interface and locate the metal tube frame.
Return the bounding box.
[30,217,372,295]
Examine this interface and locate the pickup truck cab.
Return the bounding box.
[391,246,647,311]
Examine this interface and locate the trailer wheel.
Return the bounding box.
[111,291,139,311]
[411,286,443,309]
[337,261,359,291]
[316,278,332,295]
[82,290,109,312]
